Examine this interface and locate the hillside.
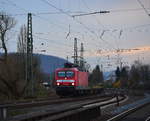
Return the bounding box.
[38,54,67,74]
[0,53,67,74]
[0,53,114,80]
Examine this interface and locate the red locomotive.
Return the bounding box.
[55,63,89,96]
[55,63,103,96]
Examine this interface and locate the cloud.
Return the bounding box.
[85,45,150,57]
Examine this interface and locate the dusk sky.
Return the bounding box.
[1,0,150,71]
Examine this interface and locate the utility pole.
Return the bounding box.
[80,43,84,69]
[116,49,122,70]
[26,13,34,96]
[66,56,69,62]
[73,38,78,65]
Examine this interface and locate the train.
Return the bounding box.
[55,63,103,96]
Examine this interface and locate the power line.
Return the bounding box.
[81,0,118,50]
[32,14,68,30]
[3,0,78,35]
[10,29,73,53]
[137,0,150,17]
[4,0,149,38]
[33,35,72,48]
[5,11,87,16]
[4,0,150,57]
[3,0,111,45]
[4,0,150,35]
[72,10,110,17]
[41,0,72,17]
[3,0,69,32]
[33,35,74,56]
[3,8,150,17]
[110,8,150,13]
[31,11,86,15]
[5,0,28,12]
[33,35,73,56]
[4,0,91,48]
[5,0,69,32]
[40,0,117,50]
[123,23,150,30]
[34,44,72,55]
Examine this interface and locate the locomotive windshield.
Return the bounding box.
[58,71,65,77]
[66,71,74,77]
[57,71,74,78]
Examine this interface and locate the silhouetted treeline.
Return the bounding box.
[115,61,150,89]
[0,12,46,101]
[88,65,104,86]
[0,53,44,100]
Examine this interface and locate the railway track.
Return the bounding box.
[0,94,110,119]
[0,88,127,121]
[107,95,150,121]
[2,94,126,121]
[0,96,59,105]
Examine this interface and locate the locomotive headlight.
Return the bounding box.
[57,83,60,86]
[71,82,75,86]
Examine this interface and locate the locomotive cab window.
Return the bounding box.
[66,71,74,78]
[58,71,65,77]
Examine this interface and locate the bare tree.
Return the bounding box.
[16,25,27,96]
[17,25,27,53]
[16,25,43,98]
[0,11,16,61]
[0,12,44,100]
[0,12,17,100]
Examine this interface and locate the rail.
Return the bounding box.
[0,94,111,120]
[4,95,125,121]
[0,88,126,121]
[107,94,150,121]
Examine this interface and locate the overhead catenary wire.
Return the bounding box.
[110,7,150,13]
[137,0,150,17]
[2,0,83,37]
[1,0,149,65]
[39,0,97,47]
[3,0,150,46]
[72,10,110,17]
[40,0,117,50]
[2,0,104,50]
[32,14,68,31]
[0,11,87,16]
[3,8,150,17]
[10,29,74,57]
[2,0,150,34]
[80,0,123,68]
[3,0,150,16]
[33,35,73,48]
[11,29,73,49]
[79,0,150,34]
[81,0,118,50]
[1,0,83,55]
[5,0,28,12]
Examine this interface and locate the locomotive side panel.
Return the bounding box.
[77,71,88,89]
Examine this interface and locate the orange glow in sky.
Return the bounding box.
[86,46,150,57]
